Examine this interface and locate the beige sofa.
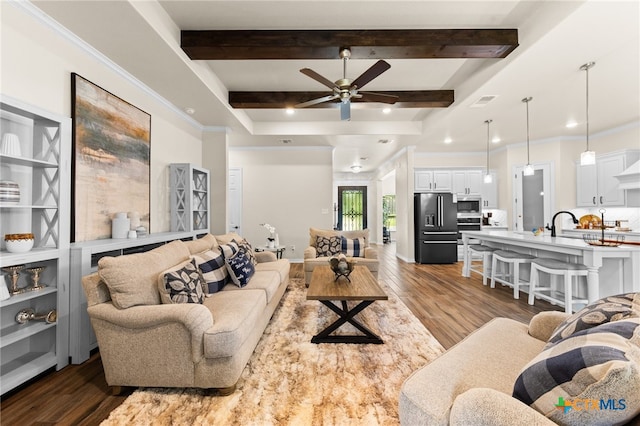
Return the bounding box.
[303,227,378,285]
[400,294,640,426]
[82,232,289,394]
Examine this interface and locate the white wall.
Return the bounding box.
[1,2,203,234]
[228,147,333,261]
[202,131,229,234]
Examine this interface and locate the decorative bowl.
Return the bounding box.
[329,254,356,281]
[4,233,35,253]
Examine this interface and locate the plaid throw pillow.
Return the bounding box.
[512,319,640,425]
[192,250,228,294]
[341,236,365,257]
[316,235,341,257]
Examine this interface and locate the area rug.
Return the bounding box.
[101,278,445,425]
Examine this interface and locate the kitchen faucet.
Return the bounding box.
[545,211,579,237]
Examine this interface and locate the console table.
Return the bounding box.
[69,231,203,364]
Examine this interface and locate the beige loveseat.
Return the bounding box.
[400,293,640,425]
[82,232,289,394]
[303,227,378,285]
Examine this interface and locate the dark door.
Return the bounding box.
[337,186,367,231]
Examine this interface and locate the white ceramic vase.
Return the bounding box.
[111,212,130,239]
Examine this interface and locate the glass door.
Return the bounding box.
[337,186,367,231]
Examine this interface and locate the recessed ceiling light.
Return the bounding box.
[566,120,578,128]
[444,137,453,144]
[492,136,501,144]
[382,107,391,114]
[185,107,195,115]
[285,107,295,115]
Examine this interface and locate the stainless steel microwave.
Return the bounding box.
[456,197,481,214]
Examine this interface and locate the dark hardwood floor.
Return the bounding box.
[0,242,559,424]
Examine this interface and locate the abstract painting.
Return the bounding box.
[71,73,151,242]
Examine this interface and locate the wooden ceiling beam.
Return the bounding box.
[182,29,518,60]
[229,90,454,109]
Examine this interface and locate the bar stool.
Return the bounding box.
[466,245,497,285]
[490,250,536,299]
[528,258,589,313]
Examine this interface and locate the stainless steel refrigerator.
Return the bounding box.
[414,192,458,264]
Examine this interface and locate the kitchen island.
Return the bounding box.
[461,230,640,304]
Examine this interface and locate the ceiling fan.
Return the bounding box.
[296,48,399,121]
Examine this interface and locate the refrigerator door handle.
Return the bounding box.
[422,241,458,244]
[421,231,458,235]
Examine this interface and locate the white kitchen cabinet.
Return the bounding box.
[0,96,70,395]
[414,169,452,192]
[170,163,210,233]
[481,172,498,208]
[452,170,483,196]
[576,151,640,207]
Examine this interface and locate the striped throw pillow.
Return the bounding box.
[192,250,228,294]
[513,319,640,425]
[341,236,365,257]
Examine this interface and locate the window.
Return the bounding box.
[337,186,367,231]
[383,195,396,229]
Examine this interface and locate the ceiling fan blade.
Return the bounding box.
[295,94,339,108]
[340,101,351,121]
[300,68,337,90]
[350,60,391,90]
[358,91,399,104]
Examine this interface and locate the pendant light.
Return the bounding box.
[483,119,493,183]
[580,62,596,165]
[522,97,535,176]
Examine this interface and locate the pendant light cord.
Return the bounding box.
[521,97,533,165]
[485,119,492,173]
[585,64,590,152]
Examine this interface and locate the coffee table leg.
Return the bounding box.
[311,300,383,344]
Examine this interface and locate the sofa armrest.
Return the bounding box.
[87,302,213,362]
[451,388,555,426]
[255,251,277,263]
[364,246,378,259]
[304,246,317,259]
[528,311,571,342]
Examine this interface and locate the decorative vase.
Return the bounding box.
[111,212,130,239]
[267,239,275,249]
[0,133,21,156]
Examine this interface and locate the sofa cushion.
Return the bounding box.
[341,236,365,257]
[316,235,341,257]
[158,259,205,304]
[214,232,243,245]
[202,289,266,359]
[183,233,219,255]
[512,319,640,425]
[226,250,255,287]
[224,270,280,305]
[192,250,229,294]
[98,240,191,309]
[548,293,640,345]
[218,240,240,259]
[255,258,290,283]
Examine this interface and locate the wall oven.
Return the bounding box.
[457,216,482,243]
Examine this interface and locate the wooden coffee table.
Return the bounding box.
[306,265,388,344]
